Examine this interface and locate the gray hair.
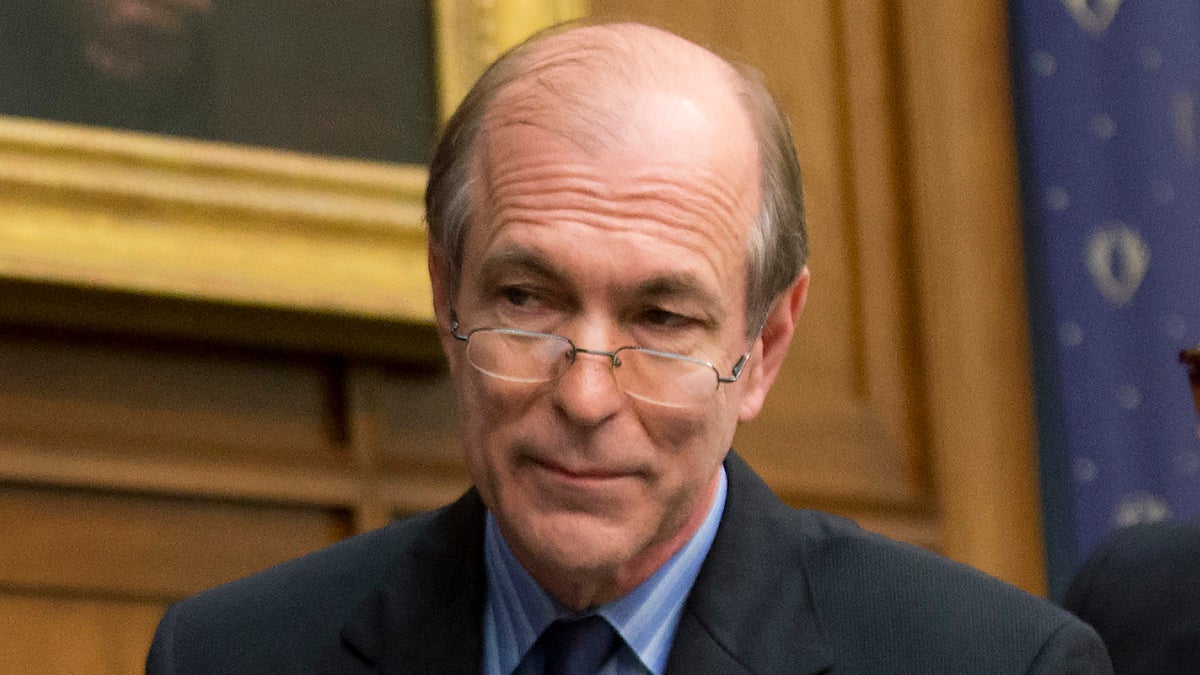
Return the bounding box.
[425,22,807,335]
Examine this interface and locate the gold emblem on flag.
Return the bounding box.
[1063,0,1123,36]
[1086,223,1149,307]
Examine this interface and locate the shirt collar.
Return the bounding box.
[483,465,727,675]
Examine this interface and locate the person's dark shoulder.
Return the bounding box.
[1065,520,1200,674]
[785,508,1107,672]
[1066,520,1200,614]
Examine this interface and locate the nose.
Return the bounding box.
[552,348,624,427]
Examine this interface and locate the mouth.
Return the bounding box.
[529,456,640,483]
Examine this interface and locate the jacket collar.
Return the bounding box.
[340,489,489,674]
[340,452,835,674]
[665,452,835,674]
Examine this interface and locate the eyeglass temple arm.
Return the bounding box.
[718,315,769,384]
[448,309,468,342]
[718,352,751,384]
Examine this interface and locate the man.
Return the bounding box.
[147,21,1111,673]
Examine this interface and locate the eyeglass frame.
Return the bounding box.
[448,310,754,399]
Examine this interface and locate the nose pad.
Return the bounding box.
[560,349,620,387]
[552,349,624,424]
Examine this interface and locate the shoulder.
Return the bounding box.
[725,452,1069,629]
[1067,520,1200,598]
[795,511,1108,672]
[1066,520,1200,619]
[803,519,1065,633]
[719,454,1109,672]
[1065,520,1200,673]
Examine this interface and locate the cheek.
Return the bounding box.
[455,376,543,458]
[469,377,547,428]
[454,384,514,510]
[635,395,738,462]
[454,376,502,459]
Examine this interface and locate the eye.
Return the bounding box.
[501,286,540,308]
[641,307,693,329]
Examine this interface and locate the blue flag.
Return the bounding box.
[1010,0,1200,597]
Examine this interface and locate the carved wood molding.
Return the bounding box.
[0,118,431,323]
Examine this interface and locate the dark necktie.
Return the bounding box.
[538,615,621,675]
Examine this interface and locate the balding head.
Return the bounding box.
[481,24,744,154]
[426,21,806,332]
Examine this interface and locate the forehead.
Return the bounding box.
[466,57,760,273]
[465,102,759,313]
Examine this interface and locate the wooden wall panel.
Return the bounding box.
[0,594,163,675]
[370,368,462,469]
[0,486,350,598]
[0,483,352,673]
[896,1,1046,593]
[339,366,469,531]
[0,332,340,468]
[0,329,399,673]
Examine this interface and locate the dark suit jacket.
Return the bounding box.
[147,453,1110,673]
[1064,520,1200,675]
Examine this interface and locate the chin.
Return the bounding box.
[514,509,645,579]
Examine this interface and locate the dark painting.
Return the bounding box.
[0,0,439,164]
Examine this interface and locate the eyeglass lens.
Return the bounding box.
[464,329,718,407]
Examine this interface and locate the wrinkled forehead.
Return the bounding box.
[452,24,765,314]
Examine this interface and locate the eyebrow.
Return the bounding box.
[476,243,728,324]
[633,275,726,326]
[477,245,564,289]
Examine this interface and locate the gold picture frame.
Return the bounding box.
[0,0,587,352]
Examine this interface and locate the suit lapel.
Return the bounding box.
[340,489,489,674]
[666,452,835,675]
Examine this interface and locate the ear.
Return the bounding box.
[738,266,810,422]
[428,244,460,368]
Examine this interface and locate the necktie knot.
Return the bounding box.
[538,615,620,675]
